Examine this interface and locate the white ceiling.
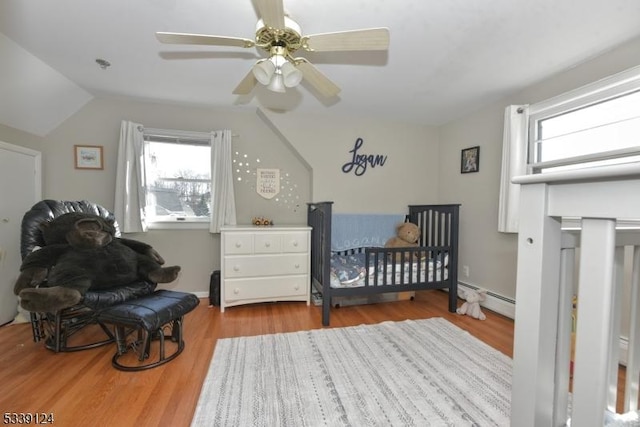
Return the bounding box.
[1,0,640,136]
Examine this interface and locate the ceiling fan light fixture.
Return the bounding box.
[157,7,390,98]
[267,73,286,93]
[280,61,303,88]
[252,59,276,85]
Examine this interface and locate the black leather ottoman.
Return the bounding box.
[97,290,200,371]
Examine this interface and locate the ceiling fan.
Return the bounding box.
[155,0,390,98]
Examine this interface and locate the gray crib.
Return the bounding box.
[307,201,460,326]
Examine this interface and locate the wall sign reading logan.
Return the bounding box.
[341,138,387,176]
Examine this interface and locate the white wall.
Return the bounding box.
[438,35,640,302]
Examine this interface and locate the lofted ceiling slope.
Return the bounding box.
[1,0,639,136]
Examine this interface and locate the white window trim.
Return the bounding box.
[143,127,212,229]
[147,221,210,230]
[528,65,640,172]
[529,65,640,118]
[498,65,640,233]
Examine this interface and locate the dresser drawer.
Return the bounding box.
[253,233,282,253]
[282,232,308,253]
[224,254,308,278]
[223,233,253,255]
[224,276,308,303]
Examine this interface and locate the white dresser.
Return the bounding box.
[220,225,311,311]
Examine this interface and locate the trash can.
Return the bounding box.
[209,270,220,306]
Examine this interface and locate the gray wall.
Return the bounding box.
[438,35,640,302]
[0,123,42,151]
[1,35,638,302]
[0,97,440,295]
[260,110,440,213]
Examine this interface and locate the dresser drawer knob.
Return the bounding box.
[294,285,300,290]
[292,241,298,247]
[235,242,242,248]
[234,288,240,295]
[294,263,300,269]
[264,242,271,247]
[233,266,240,272]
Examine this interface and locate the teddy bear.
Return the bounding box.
[14,212,181,313]
[456,288,487,320]
[385,222,421,261]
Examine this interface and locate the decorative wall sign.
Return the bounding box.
[256,168,280,199]
[233,151,302,213]
[342,137,388,176]
[74,145,103,170]
[461,146,480,173]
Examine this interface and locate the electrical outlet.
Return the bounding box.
[463,265,470,277]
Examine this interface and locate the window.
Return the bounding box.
[528,66,640,174]
[143,129,211,225]
[498,65,640,232]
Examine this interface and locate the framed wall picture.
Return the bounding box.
[74,145,104,170]
[461,146,480,174]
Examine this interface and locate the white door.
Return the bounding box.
[0,141,41,325]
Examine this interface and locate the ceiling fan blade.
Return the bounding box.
[232,69,257,95]
[255,0,285,29]
[303,28,390,52]
[156,32,255,48]
[296,61,341,98]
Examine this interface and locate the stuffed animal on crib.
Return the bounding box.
[457,288,487,320]
[385,222,421,262]
[14,212,181,313]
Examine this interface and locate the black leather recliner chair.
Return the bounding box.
[19,200,157,352]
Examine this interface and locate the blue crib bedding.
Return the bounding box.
[331,213,404,252]
[329,252,449,288]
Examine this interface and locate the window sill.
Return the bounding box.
[147,221,210,230]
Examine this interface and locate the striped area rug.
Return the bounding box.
[191,318,512,426]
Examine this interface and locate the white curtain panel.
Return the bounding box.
[209,129,237,233]
[498,105,528,233]
[114,120,147,233]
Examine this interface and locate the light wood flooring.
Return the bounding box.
[0,290,633,426]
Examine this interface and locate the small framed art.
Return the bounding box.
[74,145,104,170]
[461,146,480,174]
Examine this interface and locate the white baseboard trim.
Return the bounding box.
[457,281,515,320]
[456,282,632,366]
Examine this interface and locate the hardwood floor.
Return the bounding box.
[0,290,632,426]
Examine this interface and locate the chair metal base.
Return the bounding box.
[30,306,115,353]
[111,318,185,371]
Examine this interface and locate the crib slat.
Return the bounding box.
[554,247,575,426]
[572,218,617,427]
[624,245,640,412]
[607,247,625,411]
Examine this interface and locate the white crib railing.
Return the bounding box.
[511,164,640,427]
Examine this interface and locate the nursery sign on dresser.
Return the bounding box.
[220,225,311,311]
